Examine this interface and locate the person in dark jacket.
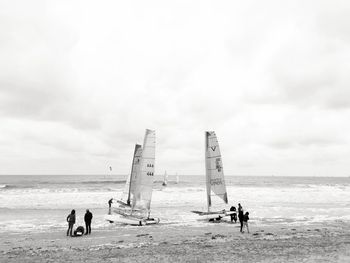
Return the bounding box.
[230,206,237,223]
[238,203,244,232]
[108,198,113,214]
[66,209,76,237]
[84,209,93,235]
[243,212,250,233]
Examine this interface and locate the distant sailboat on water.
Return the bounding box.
[162,171,168,186]
[192,131,234,221]
[105,129,160,225]
[176,172,179,184]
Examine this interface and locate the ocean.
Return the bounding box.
[1,174,350,234]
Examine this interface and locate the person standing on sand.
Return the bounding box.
[242,212,249,233]
[108,198,113,214]
[84,209,93,235]
[66,209,76,237]
[238,203,244,232]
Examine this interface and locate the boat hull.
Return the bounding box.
[192,210,236,220]
[105,214,160,226]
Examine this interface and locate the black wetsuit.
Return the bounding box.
[238,209,244,232]
[84,211,93,234]
[108,199,113,214]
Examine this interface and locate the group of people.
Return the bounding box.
[66,202,249,236]
[66,209,93,237]
[229,203,250,233]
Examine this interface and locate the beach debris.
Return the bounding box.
[136,233,149,237]
[253,233,259,236]
[203,244,213,248]
[211,234,226,239]
[265,233,274,236]
[204,232,212,235]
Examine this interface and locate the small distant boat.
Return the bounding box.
[192,131,234,221]
[105,129,160,225]
[175,172,179,184]
[162,171,168,186]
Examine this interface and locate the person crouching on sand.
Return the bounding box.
[242,212,249,233]
[230,206,237,223]
[66,209,76,237]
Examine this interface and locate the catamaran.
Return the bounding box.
[105,129,160,225]
[192,131,234,221]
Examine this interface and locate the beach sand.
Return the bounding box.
[1,221,349,262]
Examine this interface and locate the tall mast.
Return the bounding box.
[205,131,211,212]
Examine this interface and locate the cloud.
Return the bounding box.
[238,1,350,110]
[0,0,350,176]
[0,1,102,131]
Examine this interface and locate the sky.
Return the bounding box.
[0,0,349,177]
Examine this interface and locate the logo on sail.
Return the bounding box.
[210,178,223,185]
[215,158,222,172]
[210,146,216,151]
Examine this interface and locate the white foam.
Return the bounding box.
[0,181,350,233]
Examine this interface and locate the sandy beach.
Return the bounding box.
[1,175,349,262]
[1,221,350,262]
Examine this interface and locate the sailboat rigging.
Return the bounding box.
[117,144,142,207]
[105,129,160,225]
[192,131,234,221]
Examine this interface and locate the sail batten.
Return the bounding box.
[205,131,228,211]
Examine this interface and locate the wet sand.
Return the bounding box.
[1,221,350,262]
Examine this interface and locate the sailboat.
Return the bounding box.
[105,129,160,225]
[116,144,142,208]
[162,171,168,186]
[192,131,234,221]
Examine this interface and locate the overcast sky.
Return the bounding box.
[0,0,349,177]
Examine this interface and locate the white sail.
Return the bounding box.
[162,171,168,186]
[132,129,156,214]
[120,144,142,206]
[176,173,179,184]
[205,131,228,211]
